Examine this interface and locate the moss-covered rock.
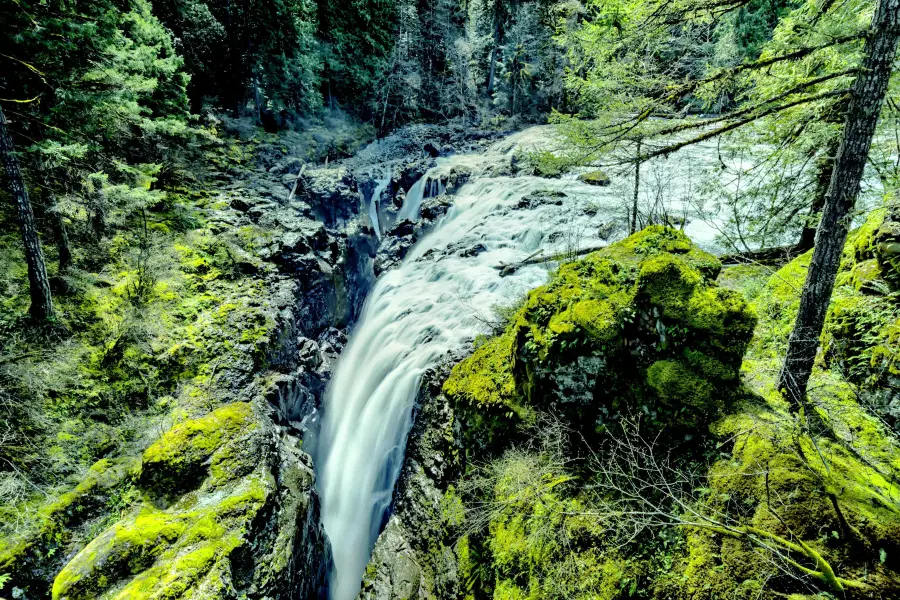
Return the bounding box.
[52,471,269,600]
[0,457,140,598]
[660,373,900,600]
[823,206,900,396]
[50,400,326,600]
[577,169,611,186]
[139,402,258,497]
[444,226,755,444]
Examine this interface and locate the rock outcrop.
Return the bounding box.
[0,138,378,600]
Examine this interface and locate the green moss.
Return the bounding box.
[748,249,812,360]
[637,253,701,320]
[52,510,188,600]
[603,225,721,280]
[139,402,257,496]
[577,170,611,186]
[52,473,270,600]
[444,334,518,407]
[676,374,900,598]
[646,359,717,418]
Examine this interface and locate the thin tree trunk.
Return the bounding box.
[778,0,900,407]
[52,209,72,271]
[486,21,499,97]
[0,107,53,321]
[631,138,642,235]
[797,138,840,251]
[90,187,106,241]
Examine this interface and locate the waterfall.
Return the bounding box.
[313,169,608,600]
[396,175,426,221]
[369,167,391,239]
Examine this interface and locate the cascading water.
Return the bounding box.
[313,164,613,600]
[368,167,391,239]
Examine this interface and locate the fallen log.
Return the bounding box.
[495,244,607,277]
[720,244,802,266]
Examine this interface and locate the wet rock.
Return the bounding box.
[460,243,487,258]
[396,159,434,192]
[247,201,279,223]
[444,165,471,194]
[297,337,323,370]
[358,518,425,600]
[296,166,361,226]
[358,174,378,204]
[230,195,259,212]
[419,195,452,223]
[597,220,621,240]
[375,236,414,276]
[515,190,566,209]
[281,230,314,254]
[423,141,442,158]
[578,169,612,186]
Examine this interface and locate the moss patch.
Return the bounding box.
[139,402,257,497]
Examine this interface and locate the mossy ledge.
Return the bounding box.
[443,225,756,446]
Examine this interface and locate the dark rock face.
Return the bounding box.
[423,141,443,158]
[374,196,453,275]
[396,159,434,192]
[295,166,362,226]
[514,189,565,210]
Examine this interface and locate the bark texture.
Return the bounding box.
[631,138,642,235]
[797,138,840,252]
[0,106,54,321]
[778,0,900,406]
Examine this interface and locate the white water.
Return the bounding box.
[314,158,619,600]
[311,126,798,600]
[368,167,391,239]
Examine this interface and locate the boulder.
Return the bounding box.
[443,225,755,447]
[50,402,329,600]
[296,166,361,226]
[577,169,611,186]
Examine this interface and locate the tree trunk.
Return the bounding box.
[0,107,54,321]
[797,138,840,251]
[778,0,900,407]
[52,209,72,271]
[631,138,642,235]
[90,187,106,241]
[486,21,500,97]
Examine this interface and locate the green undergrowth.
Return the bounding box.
[447,224,900,599]
[0,119,353,598]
